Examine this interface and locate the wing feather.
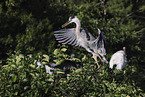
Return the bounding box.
[55,31,75,44]
[54,28,78,46]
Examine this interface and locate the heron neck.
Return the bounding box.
[76,22,81,36]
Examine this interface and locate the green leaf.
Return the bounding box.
[45,88,49,94]
[43,54,49,62]
[61,48,67,52]
[11,64,16,68]
[18,66,23,69]
[47,78,54,82]
[74,68,83,73]
[82,55,87,62]
[54,49,60,55]
[56,59,64,64]
[14,92,18,96]
[29,64,35,69]
[56,71,65,74]
[140,5,145,11]
[12,75,17,82]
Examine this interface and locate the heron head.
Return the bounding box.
[62,15,80,28]
[123,47,126,54]
[123,47,126,50]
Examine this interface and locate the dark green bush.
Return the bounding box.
[0,49,144,96]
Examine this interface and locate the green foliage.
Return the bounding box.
[0,0,145,96]
[0,52,54,96]
[0,50,144,96]
[56,64,144,96]
[0,0,56,64]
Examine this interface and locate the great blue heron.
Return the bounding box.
[54,15,108,67]
[109,47,127,70]
[36,60,82,78]
[36,61,55,74]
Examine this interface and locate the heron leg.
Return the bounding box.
[93,54,100,68]
[85,48,104,66]
[94,50,104,63]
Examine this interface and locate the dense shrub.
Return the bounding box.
[0,49,144,96]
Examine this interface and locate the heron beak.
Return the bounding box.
[62,21,71,28]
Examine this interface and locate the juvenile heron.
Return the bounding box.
[36,60,82,78]
[109,47,127,70]
[54,15,108,67]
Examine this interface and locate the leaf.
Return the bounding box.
[42,61,47,65]
[56,71,65,74]
[56,59,64,64]
[30,73,35,78]
[16,54,24,64]
[43,54,49,62]
[47,78,54,82]
[140,5,145,11]
[29,64,35,69]
[3,65,9,68]
[74,68,83,73]
[11,64,16,68]
[18,66,23,69]
[82,55,87,62]
[14,92,18,96]
[45,88,49,94]
[61,48,67,52]
[12,75,17,82]
[71,58,81,62]
[54,49,60,55]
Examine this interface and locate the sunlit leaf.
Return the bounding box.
[14,92,18,96]
[29,64,35,69]
[18,66,23,69]
[61,48,67,52]
[12,75,17,82]
[43,54,50,62]
[54,49,60,55]
[82,55,87,62]
[56,59,64,64]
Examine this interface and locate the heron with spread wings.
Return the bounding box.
[54,15,108,67]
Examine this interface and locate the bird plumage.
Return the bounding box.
[54,16,108,66]
[109,47,127,70]
[37,60,82,77]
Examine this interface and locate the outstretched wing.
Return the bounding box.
[54,28,78,46]
[96,29,107,55]
[99,29,106,48]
